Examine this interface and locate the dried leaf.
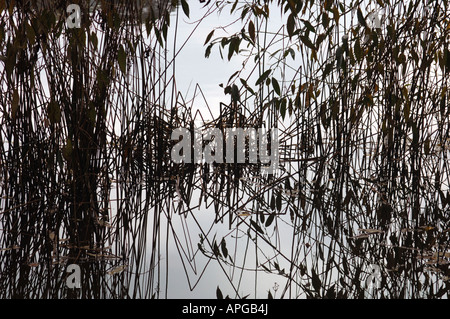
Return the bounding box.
[347,234,370,239]
[358,228,384,234]
[97,219,111,227]
[0,245,20,252]
[107,265,127,275]
[237,209,252,216]
[357,8,366,27]
[418,225,434,231]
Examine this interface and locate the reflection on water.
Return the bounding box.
[0,0,449,299]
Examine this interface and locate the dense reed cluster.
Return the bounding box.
[0,0,449,298]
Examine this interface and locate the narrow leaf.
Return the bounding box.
[47,101,61,124]
[322,62,333,79]
[180,0,190,17]
[11,89,19,119]
[220,239,228,259]
[336,45,344,69]
[357,8,366,27]
[276,191,282,211]
[204,30,214,45]
[265,212,275,227]
[231,84,240,102]
[300,35,317,51]
[250,219,264,234]
[256,70,271,86]
[302,19,315,33]
[280,98,286,120]
[287,13,295,38]
[205,43,213,58]
[311,269,322,293]
[333,6,340,24]
[272,77,281,95]
[118,45,127,74]
[354,38,363,61]
[248,20,256,43]
[216,286,223,299]
[90,32,98,50]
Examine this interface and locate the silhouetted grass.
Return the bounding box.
[0,0,449,299]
